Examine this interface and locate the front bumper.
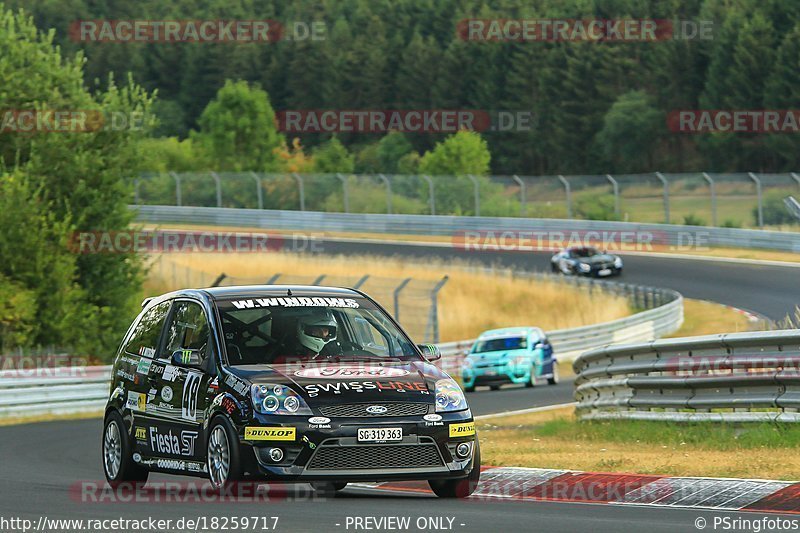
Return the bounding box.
[238,410,477,482]
[462,362,530,387]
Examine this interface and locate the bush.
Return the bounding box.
[574,192,619,221]
[756,190,797,225]
[683,213,706,226]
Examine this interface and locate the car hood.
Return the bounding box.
[467,348,528,361]
[226,359,447,406]
[579,254,617,264]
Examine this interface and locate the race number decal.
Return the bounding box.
[182,371,202,421]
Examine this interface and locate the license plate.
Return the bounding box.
[483,369,497,376]
[598,268,612,276]
[357,427,402,442]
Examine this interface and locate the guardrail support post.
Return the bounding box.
[249,171,264,209]
[266,273,281,284]
[512,174,526,216]
[655,172,670,224]
[467,174,480,216]
[426,276,449,343]
[377,174,392,214]
[336,173,350,213]
[210,171,223,207]
[169,171,182,206]
[421,175,435,215]
[558,175,572,219]
[291,173,305,211]
[606,174,620,219]
[702,172,717,226]
[748,172,763,228]
[393,277,412,321]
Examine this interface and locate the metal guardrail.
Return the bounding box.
[0,277,682,419]
[133,205,800,253]
[573,330,800,422]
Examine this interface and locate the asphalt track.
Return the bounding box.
[4,238,800,532]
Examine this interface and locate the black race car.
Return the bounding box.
[102,285,479,498]
[550,246,623,277]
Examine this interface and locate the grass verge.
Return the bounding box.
[478,407,800,480]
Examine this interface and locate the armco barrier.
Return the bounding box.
[132,205,800,253]
[573,329,800,422]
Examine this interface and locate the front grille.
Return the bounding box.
[319,403,429,418]
[307,443,443,470]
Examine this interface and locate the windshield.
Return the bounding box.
[572,247,599,258]
[471,336,527,353]
[217,297,418,365]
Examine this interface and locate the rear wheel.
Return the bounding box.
[548,362,560,385]
[489,384,500,391]
[102,410,148,487]
[429,440,481,498]
[207,416,244,490]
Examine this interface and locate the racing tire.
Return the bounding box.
[207,416,244,490]
[548,362,560,385]
[311,482,347,497]
[428,440,481,498]
[489,384,500,391]
[102,410,149,488]
[463,384,475,393]
[525,365,537,388]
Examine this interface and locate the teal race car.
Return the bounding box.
[461,327,558,392]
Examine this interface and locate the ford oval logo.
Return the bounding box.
[423,414,442,422]
[366,405,388,414]
[308,417,330,425]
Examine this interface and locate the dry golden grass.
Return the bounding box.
[667,299,760,338]
[478,407,800,480]
[147,252,631,342]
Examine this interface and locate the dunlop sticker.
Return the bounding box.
[449,422,475,438]
[244,426,296,441]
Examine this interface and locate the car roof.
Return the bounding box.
[477,327,542,339]
[144,285,364,308]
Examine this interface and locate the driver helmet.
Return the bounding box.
[296,310,338,353]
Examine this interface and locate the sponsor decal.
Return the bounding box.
[186,461,206,473]
[225,374,249,396]
[301,435,317,450]
[162,364,179,382]
[244,427,296,441]
[138,346,156,358]
[209,377,219,391]
[366,405,388,414]
[229,297,360,310]
[149,427,198,457]
[303,380,428,398]
[116,369,134,381]
[147,388,157,401]
[293,366,410,379]
[135,426,147,440]
[449,422,476,438]
[161,386,173,402]
[136,358,152,375]
[179,349,194,365]
[182,371,202,421]
[220,396,238,415]
[126,391,146,412]
[308,416,330,425]
[156,458,186,471]
[132,453,141,463]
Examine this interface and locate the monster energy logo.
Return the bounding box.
[181,350,192,364]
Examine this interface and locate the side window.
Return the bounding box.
[164,301,212,363]
[123,302,171,357]
[353,316,391,356]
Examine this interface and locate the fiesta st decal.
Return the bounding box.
[244,427,296,441]
[229,297,360,309]
[293,366,411,379]
[449,422,476,438]
[303,380,428,397]
[148,427,199,457]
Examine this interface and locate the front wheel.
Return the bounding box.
[548,362,560,385]
[428,440,481,498]
[102,411,149,487]
[525,364,537,388]
[207,416,244,490]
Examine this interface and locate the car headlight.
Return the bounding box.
[578,263,591,272]
[614,257,623,268]
[435,378,468,413]
[251,383,311,415]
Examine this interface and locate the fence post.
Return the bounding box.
[427,276,449,343]
[266,273,281,284]
[211,273,227,287]
[291,173,305,211]
[169,171,182,206]
[512,174,526,215]
[421,175,435,215]
[210,171,223,207]
[791,172,800,188]
[655,172,670,224]
[702,172,717,226]
[312,274,326,286]
[134,178,141,205]
[605,174,620,219]
[249,171,264,209]
[748,172,763,228]
[336,173,350,213]
[558,175,572,218]
[467,174,480,216]
[377,174,392,214]
[393,277,412,321]
[354,275,370,289]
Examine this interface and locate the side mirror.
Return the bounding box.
[172,348,202,368]
[418,344,442,362]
